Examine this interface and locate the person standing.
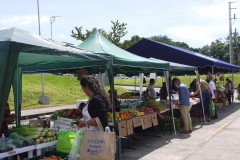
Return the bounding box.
[189,78,197,92]
[173,78,192,133]
[146,78,156,99]
[191,79,212,122]
[159,82,168,100]
[206,75,217,118]
[77,75,109,131]
[225,78,234,105]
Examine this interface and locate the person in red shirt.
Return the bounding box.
[0,103,15,137]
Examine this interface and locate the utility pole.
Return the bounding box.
[228,1,237,64]
[50,16,60,39]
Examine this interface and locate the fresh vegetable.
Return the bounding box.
[10,125,56,144]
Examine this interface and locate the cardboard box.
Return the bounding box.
[126,119,133,135]
[141,115,152,130]
[151,113,159,126]
[117,120,128,137]
[133,117,141,127]
[29,119,50,128]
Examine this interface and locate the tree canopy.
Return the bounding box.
[71,20,127,46]
[71,20,240,65]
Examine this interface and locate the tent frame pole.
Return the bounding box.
[195,70,206,123]
[164,71,177,135]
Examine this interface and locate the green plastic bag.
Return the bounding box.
[210,99,215,116]
[68,129,83,160]
[56,131,76,154]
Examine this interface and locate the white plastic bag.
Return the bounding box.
[68,129,83,160]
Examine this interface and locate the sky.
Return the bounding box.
[1,0,240,48]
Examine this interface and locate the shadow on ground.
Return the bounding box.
[121,102,240,160]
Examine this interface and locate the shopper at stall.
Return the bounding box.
[0,103,16,137]
[159,82,168,100]
[173,78,192,133]
[189,78,197,92]
[77,75,109,131]
[146,78,156,99]
[191,79,212,122]
[206,75,217,118]
[225,78,234,105]
[171,77,178,93]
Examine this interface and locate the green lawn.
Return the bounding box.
[7,73,240,109]
[8,74,129,109]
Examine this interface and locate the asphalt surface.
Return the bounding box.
[121,100,240,160]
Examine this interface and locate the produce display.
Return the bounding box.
[120,100,141,110]
[108,109,147,122]
[108,111,132,122]
[137,107,155,115]
[119,92,135,99]
[0,138,16,153]
[52,117,78,133]
[142,99,166,114]
[10,125,56,145]
[51,109,82,119]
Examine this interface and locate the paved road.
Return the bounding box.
[122,101,240,160]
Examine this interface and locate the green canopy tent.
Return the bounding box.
[78,31,170,134]
[0,28,109,127]
[78,31,170,72]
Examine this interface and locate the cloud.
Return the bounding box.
[165,23,228,47]
[0,15,49,28]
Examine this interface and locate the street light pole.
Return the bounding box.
[50,16,60,39]
[228,1,237,64]
[37,0,49,104]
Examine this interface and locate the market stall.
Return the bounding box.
[0,28,112,159]
[78,31,170,132]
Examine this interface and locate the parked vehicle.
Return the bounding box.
[115,74,129,79]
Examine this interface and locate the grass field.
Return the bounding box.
[7,73,240,109]
[7,74,130,109]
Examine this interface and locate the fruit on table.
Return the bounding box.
[108,110,135,121]
[143,99,165,113]
[137,107,154,115]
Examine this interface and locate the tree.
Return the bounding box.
[71,20,127,46]
[149,35,191,50]
[120,35,143,49]
[199,39,229,62]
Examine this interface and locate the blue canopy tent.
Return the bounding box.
[127,38,240,123]
[127,38,240,71]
